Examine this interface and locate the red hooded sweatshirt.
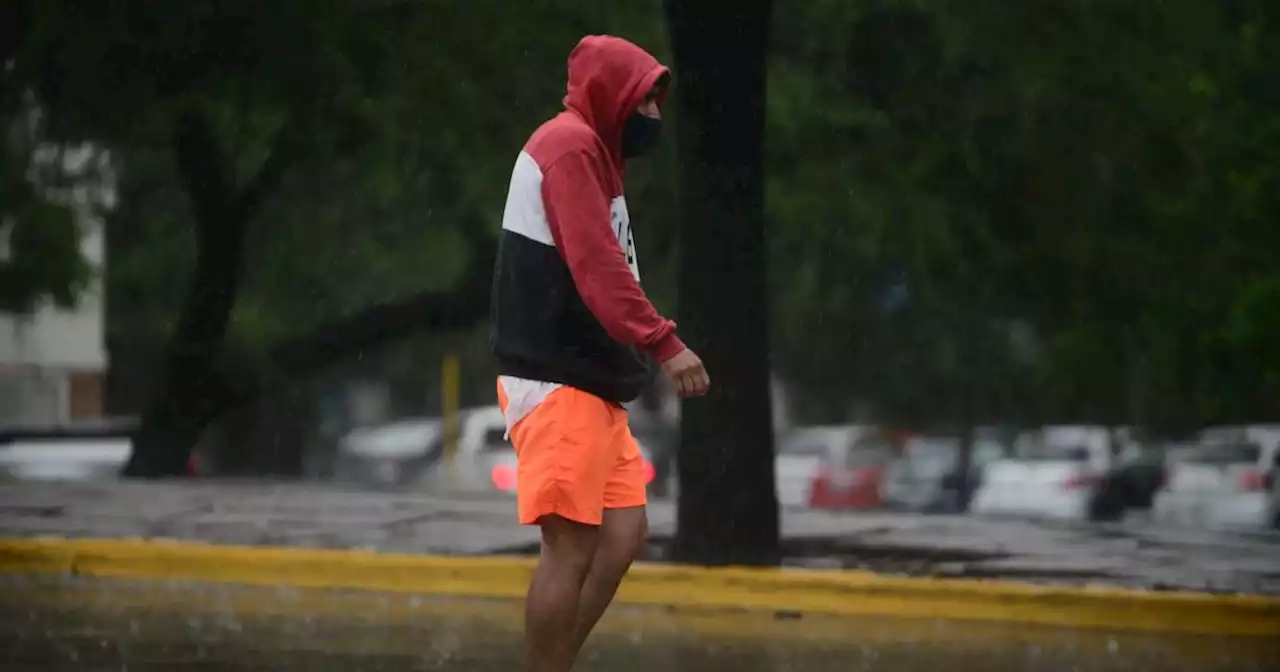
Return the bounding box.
[489,35,684,404]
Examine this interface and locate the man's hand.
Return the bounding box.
[661,348,710,398]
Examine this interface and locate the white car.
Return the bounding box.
[774,425,865,509]
[0,437,131,481]
[1153,425,1280,530]
[334,417,444,486]
[422,406,512,496]
[881,435,1008,513]
[971,425,1116,520]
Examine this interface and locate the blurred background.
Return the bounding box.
[1,0,1278,550]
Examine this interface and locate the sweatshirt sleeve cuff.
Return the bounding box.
[650,331,686,364]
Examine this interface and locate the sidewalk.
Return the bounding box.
[2,480,1277,594]
[3,481,1280,638]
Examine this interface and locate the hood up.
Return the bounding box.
[563,35,670,170]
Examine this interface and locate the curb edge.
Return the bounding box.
[2,536,1276,636]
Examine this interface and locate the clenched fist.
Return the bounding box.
[661,348,710,398]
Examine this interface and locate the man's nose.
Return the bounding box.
[638,100,661,119]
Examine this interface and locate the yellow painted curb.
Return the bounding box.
[2,536,1277,636]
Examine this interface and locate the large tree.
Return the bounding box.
[664,0,780,566]
[11,0,683,476]
[10,1,498,475]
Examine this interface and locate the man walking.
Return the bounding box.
[489,35,709,671]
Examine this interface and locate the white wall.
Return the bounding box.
[0,229,105,370]
[0,368,67,425]
[0,144,112,424]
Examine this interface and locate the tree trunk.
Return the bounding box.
[123,111,251,477]
[122,195,495,477]
[664,0,779,566]
[215,386,311,477]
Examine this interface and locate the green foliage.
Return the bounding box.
[0,118,94,314]
[8,0,1274,430]
[767,0,1280,427]
[10,0,676,415]
[0,176,90,313]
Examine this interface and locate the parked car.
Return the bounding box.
[422,406,513,496]
[883,433,1009,513]
[1153,425,1280,530]
[1087,439,1169,521]
[1270,444,1280,529]
[971,425,1116,520]
[881,436,957,512]
[0,437,132,481]
[938,427,1015,512]
[627,413,677,499]
[807,428,898,510]
[333,418,444,487]
[774,425,860,509]
[0,418,154,482]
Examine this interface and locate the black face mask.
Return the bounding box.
[621,112,662,159]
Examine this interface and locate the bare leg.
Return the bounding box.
[567,506,647,661]
[526,514,599,672]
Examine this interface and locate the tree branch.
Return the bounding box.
[220,232,496,407]
[232,128,299,220]
[171,108,233,225]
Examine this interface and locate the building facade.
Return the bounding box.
[0,145,111,426]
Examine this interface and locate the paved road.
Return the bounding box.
[3,574,1276,671]
[1,480,1278,594]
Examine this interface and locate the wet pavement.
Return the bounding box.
[2,574,1277,671]
[2,480,1279,594]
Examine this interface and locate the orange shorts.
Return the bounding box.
[497,380,648,526]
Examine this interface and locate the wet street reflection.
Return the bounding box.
[0,574,1275,671]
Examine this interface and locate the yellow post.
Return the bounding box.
[441,354,461,486]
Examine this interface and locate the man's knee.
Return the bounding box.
[597,506,647,577]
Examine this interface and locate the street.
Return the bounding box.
[3,574,1276,671]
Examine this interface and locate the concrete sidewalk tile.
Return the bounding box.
[2,480,1278,596]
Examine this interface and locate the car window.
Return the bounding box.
[1183,442,1260,465]
[1014,435,1090,461]
[480,427,511,453]
[910,449,956,469]
[779,439,831,457]
[1117,442,1164,466]
[901,440,957,471]
[972,440,1007,466]
[904,438,957,458]
[845,437,897,468]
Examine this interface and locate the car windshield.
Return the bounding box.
[1117,442,1164,465]
[902,439,958,469]
[1182,442,1260,465]
[845,438,897,468]
[779,431,839,457]
[1014,434,1090,461]
[972,440,1007,465]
